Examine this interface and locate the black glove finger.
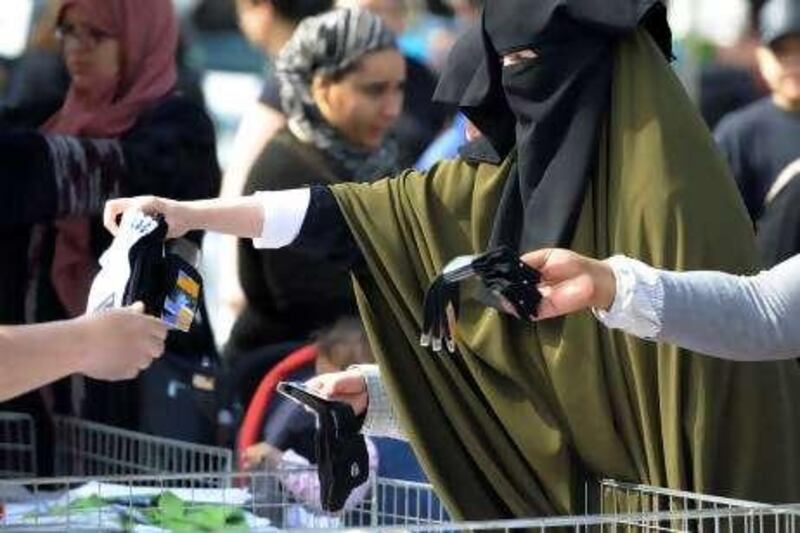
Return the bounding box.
[499,285,540,322]
[421,279,440,347]
[431,286,444,353]
[444,284,460,353]
[444,304,456,353]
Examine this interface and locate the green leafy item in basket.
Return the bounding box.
[39,491,247,532]
[142,491,247,532]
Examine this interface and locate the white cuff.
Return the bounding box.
[592,255,664,340]
[351,364,405,440]
[252,189,311,249]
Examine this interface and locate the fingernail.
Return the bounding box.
[431,337,442,352]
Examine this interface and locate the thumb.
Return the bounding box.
[520,248,553,271]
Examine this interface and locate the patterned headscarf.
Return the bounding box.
[277,8,400,181]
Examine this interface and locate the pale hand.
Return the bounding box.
[305,369,368,416]
[241,442,283,471]
[521,248,617,320]
[104,196,191,239]
[76,302,169,381]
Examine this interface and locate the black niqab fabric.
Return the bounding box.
[436,0,671,252]
[432,25,517,157]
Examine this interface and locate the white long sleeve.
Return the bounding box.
[351,364,406,441]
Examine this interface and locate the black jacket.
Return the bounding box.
[0,95,221,430]
[228,128,357,354]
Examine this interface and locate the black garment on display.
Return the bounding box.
[421,246,542,352]
[118,215,203,332]
[314,402,368,512]
[277,382,368,513]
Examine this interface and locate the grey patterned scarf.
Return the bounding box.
[277,8,400,181]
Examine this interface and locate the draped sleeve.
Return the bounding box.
[328,30,800,520]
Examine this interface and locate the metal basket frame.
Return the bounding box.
[53,416,233,478]
[1,411,797,531]
[0,412,36,478]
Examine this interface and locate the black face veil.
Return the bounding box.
[435,0,671,252]
[433,25,517,159]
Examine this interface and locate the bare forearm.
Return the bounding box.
[183,196,264,238]
[0,321,84,401]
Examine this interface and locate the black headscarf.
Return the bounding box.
[433,25,516,161]
[435,0,671,252]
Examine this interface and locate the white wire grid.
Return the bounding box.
[53,416,233,479]
[0,412,234,480]
[0,411,797,531]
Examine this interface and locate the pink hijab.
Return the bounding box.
[43,0,178,316]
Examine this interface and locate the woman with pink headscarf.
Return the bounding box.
[0,0,220,439]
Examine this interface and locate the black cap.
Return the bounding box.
[760,0,800,46]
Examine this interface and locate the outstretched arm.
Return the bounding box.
[0,303,168,402]
[105,186,362,268]
[524,249,800,361]
[105,195,265,240]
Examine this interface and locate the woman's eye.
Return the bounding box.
[360,84,387,98]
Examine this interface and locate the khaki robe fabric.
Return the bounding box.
[331,30,800,519]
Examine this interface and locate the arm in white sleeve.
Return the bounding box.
[595,254,800,361]
[251,186,363,269]
[351,364,407,441]
[252,188,310,249]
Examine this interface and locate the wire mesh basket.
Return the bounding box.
[0,412,797,531]
[53,416,233,479]
[1,471,797,532]
[0,412,36,478]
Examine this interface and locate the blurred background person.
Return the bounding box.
[338,0,448,168]
[714,0,800,234]
[0,0,221,468]
[755,157,800,264]
[223,0,334,199]
[1,0,207,129]
[213,0,333,338]
[0,0,69,129]
[219,8,404,430]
